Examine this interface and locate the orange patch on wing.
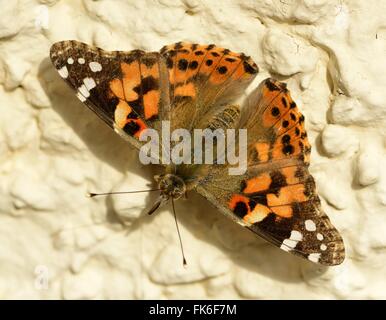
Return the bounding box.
[109,79,125,100]
[209,57,241,85]
[281,166,300,184]
[140,61,159,78]
[243,204,271,224]
[271,205,293,218]
[174,82,196,98]
[255,142,270,162]
[228,194,250,212]
[121,62,141,101]
[143,90,159,119]
[267,184,307,207]
[114,99,132,128]
[243,173,271,193]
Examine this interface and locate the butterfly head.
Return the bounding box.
[154,174,186,200]
[146,174,186,216]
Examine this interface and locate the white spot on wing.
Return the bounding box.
[317,233,324,241]
[78,84,90,98]
[67,57,74,64]
[305,219,316,232]
[290,230,302,241]
[320,244,327,251]
[83,77,96,91]
[76,92,86,102]
[308,253,321,263]
[89,61,102,72]
[280,230,303,252]
[280,242,292,252]
[58,66,68,78]
[78,58,85,64]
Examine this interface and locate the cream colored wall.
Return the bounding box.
[0,0,385,299]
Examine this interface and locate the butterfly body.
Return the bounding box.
[50,40,345,266]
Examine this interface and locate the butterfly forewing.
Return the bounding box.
[49,40,170,149]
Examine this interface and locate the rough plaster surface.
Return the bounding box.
[0,0,385,299]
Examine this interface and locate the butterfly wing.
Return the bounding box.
[159,42,258,132]
[159,42,259,178]
[49,40,170,150]
[196,78,345,266]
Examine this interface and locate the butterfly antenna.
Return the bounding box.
[171,197,187,267]
[87,189,160,197]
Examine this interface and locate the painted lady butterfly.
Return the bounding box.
[50,41,345,266]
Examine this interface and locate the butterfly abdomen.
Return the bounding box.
[197,104,240,131]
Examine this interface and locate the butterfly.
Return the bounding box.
[49,40,345,266]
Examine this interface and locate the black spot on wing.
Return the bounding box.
[133,76,158,95]
[265,79,280,91]
[269,171,287,194]
[282,144,295,155]
[189,61,199,70]
[123,121,140,136]
[174,42,183,50]
[128,98,143,115]
[166,57,173,69]
[217,66,227,74]
[233,201,249,218]
[141,56,157,67]
[282,97,288,108]
[271,107,280,117]
[282,134,291,144]
[178,59,188,70]
[243,60,258,74]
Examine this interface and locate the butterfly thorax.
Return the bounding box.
[155,174,186,200]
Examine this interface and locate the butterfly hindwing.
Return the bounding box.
[50,40,170,149]
[196,78,345,266]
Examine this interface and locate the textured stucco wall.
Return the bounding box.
[0,0,386,299]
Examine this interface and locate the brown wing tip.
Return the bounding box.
[320,239,346,266]
[263,78,288,92]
